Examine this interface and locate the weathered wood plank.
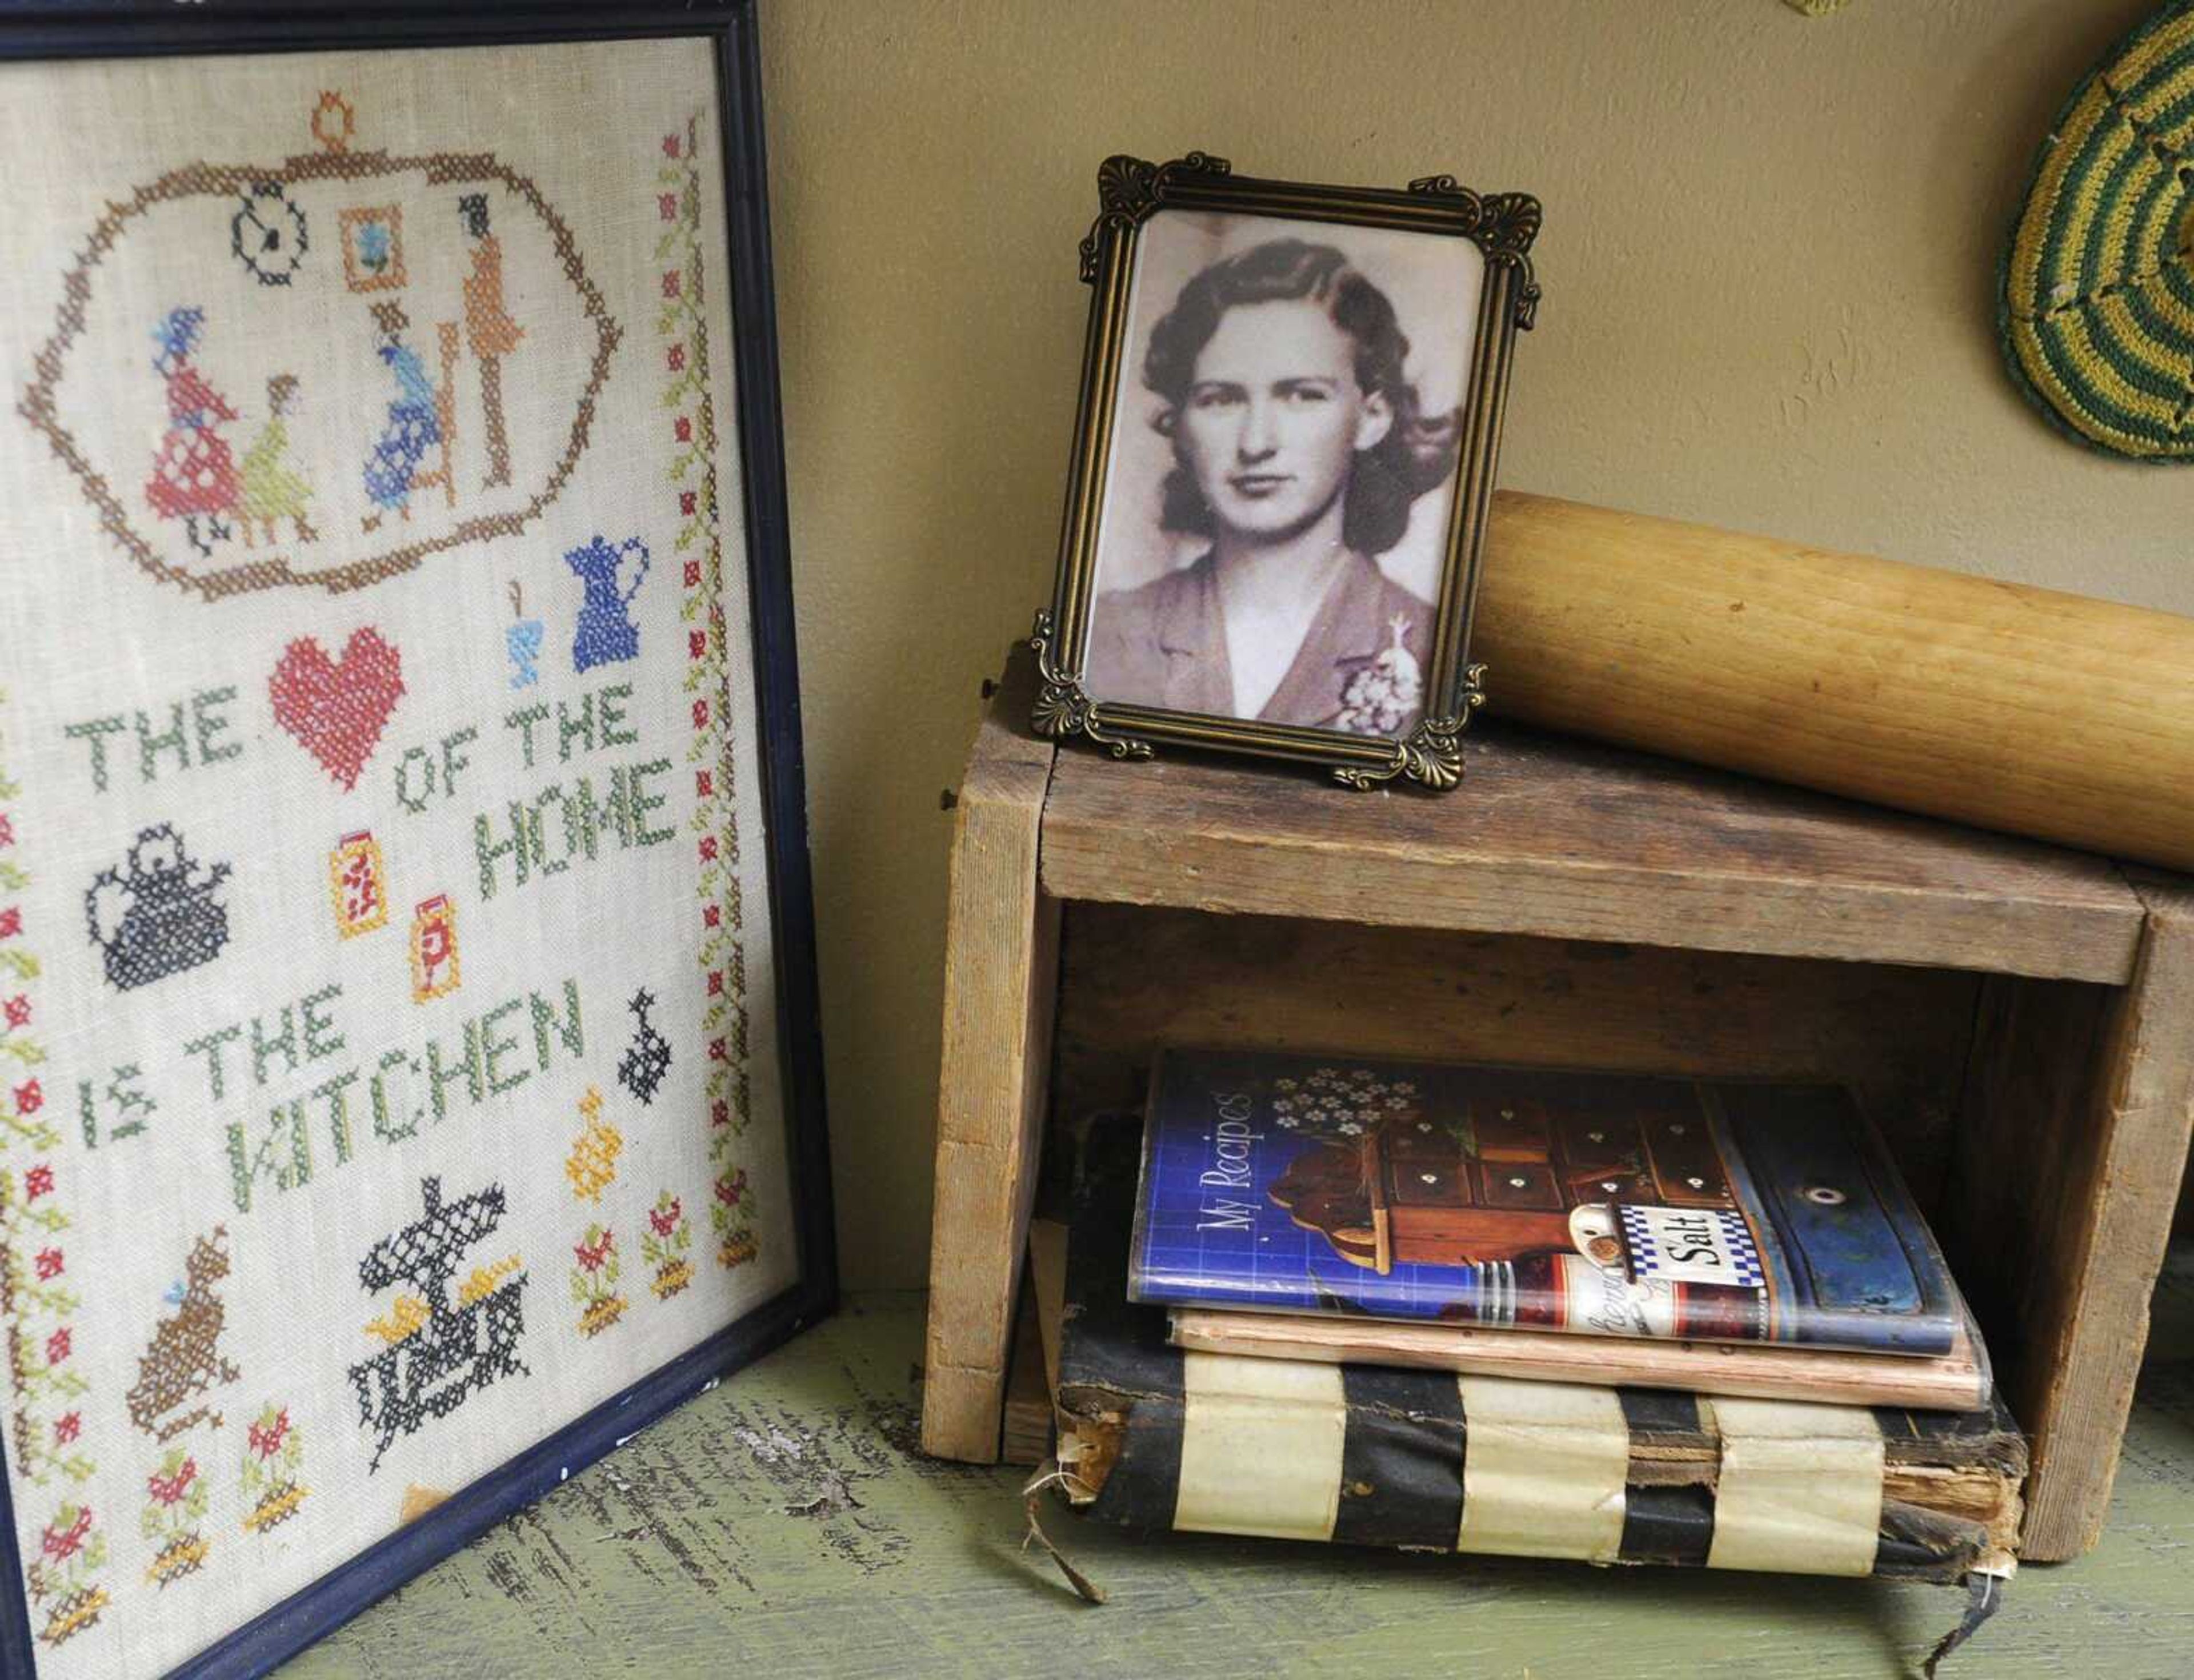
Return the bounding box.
[1939,976,2107,1425]
[1002,1270,1052,1468]
[1051,904,1980,1205]
[1040,722,2144,984]
[1997,870,2194,1559]
[1030,1218,1067,1402]
[1475,491,2194,875]
[922,645,1060,1462]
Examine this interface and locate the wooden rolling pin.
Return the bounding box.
[1472,491,2194,873]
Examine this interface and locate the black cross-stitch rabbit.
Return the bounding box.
[127,1226,242,1441]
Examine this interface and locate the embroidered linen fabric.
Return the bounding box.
[0,38,794,1677]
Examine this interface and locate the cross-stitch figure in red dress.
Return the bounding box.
[145,307,242,558]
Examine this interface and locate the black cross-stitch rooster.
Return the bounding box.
[617,987,672,1106]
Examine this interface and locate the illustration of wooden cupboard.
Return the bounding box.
[1267,1079,1737,1273]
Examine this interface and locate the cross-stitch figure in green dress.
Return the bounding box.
[237,374,318,547]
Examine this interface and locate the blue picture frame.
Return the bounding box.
[0,4,835,1674]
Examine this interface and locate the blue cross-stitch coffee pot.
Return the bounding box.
[566,535,650,672]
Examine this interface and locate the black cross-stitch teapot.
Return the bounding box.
[83,823,232,992]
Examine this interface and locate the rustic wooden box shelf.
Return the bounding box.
[922,645,2194,1563]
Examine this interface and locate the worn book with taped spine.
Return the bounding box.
[1063,1117,2025,1585]
[1130,1049,1974,1361]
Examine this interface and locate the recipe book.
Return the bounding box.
[1128,1049,1976,1360]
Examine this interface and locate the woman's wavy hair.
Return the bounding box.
[1144,238,1460,556]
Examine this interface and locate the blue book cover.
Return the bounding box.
[1127,1049,1968,1357]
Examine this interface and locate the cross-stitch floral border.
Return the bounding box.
[0,689,110,1649]
[659,114,761,1273]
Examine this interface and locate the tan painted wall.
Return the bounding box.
[758,0,2184,1288]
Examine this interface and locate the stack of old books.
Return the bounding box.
[1038,1049,2024,1615]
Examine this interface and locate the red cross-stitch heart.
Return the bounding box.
[269,629,405,791]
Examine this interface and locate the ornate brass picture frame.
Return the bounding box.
[1031,154,1538,789]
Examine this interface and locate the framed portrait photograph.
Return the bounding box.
[1032,155,1539,789]
[0,4,831,1675]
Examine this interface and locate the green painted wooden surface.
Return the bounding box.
[283,1255,2194,1679]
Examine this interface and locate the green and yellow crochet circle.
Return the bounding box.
[2002,1,2194,461]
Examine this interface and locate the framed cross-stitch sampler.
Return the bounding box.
[0,3,834,1674]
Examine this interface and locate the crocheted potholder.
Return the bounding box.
[2001,1,2194,460]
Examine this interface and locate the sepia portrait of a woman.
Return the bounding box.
[1083,216,1482,737]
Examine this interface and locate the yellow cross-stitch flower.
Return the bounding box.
[565,1085,623,1203]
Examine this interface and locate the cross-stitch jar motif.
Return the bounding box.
[408,895,458,1002]
[329,831,390,939]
